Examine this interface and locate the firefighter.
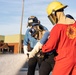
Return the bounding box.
[42,1,76,75]
[23,16,48,75]
[27,23,57,75]
[66,14,75,20]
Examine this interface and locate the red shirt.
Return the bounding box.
[42,22,76,60]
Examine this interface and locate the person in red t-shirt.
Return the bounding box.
[42,1,76,75]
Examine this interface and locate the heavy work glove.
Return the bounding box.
[23,45,29,61]
[23,45,28,55]
[27,42,42,58]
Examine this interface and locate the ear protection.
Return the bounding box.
[29,28,36,37]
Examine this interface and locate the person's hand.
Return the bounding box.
[27,42,42,58]
[27,52,35,59]
[23,45,30,59]
[23,50,29,59]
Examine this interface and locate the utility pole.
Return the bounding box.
[18,0,24,53]
[54,0,57,1]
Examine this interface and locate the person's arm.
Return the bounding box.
[23,45,28,54]
[42,25,61,53]
[40,31,50,44]
[28,31,50,58]
[23,29,29,54]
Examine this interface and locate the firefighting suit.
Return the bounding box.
[42,22,76,75]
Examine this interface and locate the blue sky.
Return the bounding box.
[0,0,76,35]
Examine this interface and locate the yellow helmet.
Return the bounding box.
[47,1,67,16]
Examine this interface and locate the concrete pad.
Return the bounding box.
[17,70,39,75]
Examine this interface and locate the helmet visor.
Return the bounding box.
[48,13,57,25]
[28,19,33,23]
[27,18,34,27]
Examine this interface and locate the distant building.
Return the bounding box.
[0,35,5,42]
[0,34,24,54]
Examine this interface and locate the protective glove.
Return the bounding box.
[28,42,42,58]
[23,45,28,55]
[23,45,30,60]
